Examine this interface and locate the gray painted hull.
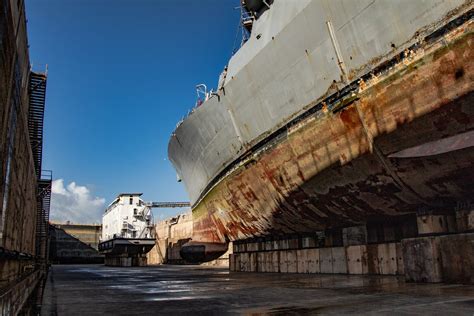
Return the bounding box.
[168,1,473,242]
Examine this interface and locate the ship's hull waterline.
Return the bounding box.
[192,23,474,243]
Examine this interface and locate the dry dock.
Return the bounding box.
[41,264,474,315]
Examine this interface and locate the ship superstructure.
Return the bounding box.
[99,193,155,266]
[102,193,154,240]
[99,193,190,266]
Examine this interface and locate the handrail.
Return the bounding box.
[40,170,52,181]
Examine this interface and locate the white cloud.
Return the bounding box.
[50,179,106,224]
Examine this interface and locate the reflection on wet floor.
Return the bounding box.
[41,264,474,315]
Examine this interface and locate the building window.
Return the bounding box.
[129,196,133,205]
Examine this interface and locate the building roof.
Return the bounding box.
[117,193,143,197]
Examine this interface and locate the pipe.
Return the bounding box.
[326,20,349,84]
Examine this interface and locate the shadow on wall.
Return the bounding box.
[49,225,104,264]
[167,239,192,264]
[147,237,192,265]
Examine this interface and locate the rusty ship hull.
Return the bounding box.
[169,1,474,247]
[194,27,474,243]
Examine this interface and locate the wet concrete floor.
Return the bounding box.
[41,264,474,315]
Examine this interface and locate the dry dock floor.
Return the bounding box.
[41,264,474,315]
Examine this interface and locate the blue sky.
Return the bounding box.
[26,0,241,223]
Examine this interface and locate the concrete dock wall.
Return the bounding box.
[147,212,193,264]
[231,235,473,283]
[147,212,230,266]
[51,223,102,250]
[231,241,404,276]
[230,210,474,284]
[49,224,104,264]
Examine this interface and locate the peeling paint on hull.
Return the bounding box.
[192,24,474,243]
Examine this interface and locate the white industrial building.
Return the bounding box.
[101,193,154,241]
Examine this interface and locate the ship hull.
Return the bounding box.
[99,238,155,255]
[191,26,474,243]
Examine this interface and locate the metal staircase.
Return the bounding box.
[35,171,52,265]
[28,70,52,267]
[28,71,47,179]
